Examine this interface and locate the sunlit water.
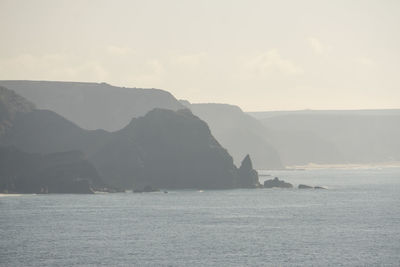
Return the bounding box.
[1,168,399,266]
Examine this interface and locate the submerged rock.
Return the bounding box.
[263,177,293,188]
[314,186,327,190]
[298,184,327,189]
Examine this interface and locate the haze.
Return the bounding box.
[0,0,399,111]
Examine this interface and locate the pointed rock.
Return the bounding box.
[237,154,260,188]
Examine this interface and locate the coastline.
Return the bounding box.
[285,162,400,170]
[0,193,24,197]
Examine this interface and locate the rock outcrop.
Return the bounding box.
[298,184,313,189]
[237,154,260,188]
[263,177,293,188]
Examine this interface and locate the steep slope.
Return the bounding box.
[0,80,184,131]
[91,109,240,189]
[249,110,400,166]
[181,101,283,170]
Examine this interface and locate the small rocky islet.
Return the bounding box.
[263,177,293,188]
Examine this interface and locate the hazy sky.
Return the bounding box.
[1,0,399,111]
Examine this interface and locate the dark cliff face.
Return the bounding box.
[0,80,184,131]
[0,146,103,194]
[91,109,238,189]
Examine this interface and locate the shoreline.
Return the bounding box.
[284,162,400,170]
[0,193,24,197]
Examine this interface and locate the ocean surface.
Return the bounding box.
[1,168,400,266]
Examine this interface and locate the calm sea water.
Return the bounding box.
[1,168,399,266]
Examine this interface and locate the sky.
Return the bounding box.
[0,0,399,111]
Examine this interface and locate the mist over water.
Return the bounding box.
[1,168,399,266]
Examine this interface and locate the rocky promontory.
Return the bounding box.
[0,86,260,191]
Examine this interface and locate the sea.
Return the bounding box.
[1,168,399,266]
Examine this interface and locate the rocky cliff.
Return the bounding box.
[0,87,259,190]
[181,101,283,169]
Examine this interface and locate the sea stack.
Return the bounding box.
[237,154,260,188]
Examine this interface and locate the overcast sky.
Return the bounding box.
[1,0,399,111]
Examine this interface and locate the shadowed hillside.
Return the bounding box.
[91,109,241,189]
[0,146,104,193]
[0,87,260,190]
[0,80,282,171]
